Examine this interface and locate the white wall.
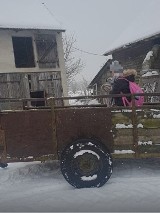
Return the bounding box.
[56,32,68,98]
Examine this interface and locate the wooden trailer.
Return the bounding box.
[0,93,160,188]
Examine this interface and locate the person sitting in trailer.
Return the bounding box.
[111,69,137,106]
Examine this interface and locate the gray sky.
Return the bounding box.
[43,0,160,82]
[0,0,159,82]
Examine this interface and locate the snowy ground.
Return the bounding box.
[1,159,160,212]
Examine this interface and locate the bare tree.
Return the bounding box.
[69,76,90,96]
[78,77,90,96]
[69,80,78,94]
[63,33,84,83]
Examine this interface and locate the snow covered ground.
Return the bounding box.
[68,90,100,106]
[1,159,160,212]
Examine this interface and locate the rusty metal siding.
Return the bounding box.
[55,107,113,154]
[0,95,160,162]
[0,130,5,153]
[0,107,113,160]
[0,110,53,158]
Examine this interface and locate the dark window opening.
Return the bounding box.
[30,90,46,107]
[29,82,31,90]
[28,74,31,80]
[28,74,32,90]
[12,37,35,68]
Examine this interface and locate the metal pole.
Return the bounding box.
[50,98,58,160]
[131,95,139,158]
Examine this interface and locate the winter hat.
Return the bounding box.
[110,60,123,73]
[123,69,137,77]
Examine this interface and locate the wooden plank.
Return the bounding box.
[116,128,133,136]
[138,136,160,144]
[138,128,160,136]
[114,144,134,150]
[30,73,39,91]
[112,153,135,159]
[113,136,134,145]
[138,153,160,158]
[112,152,160,159]
[138,144,160,153]
[35,34,58,69]
[37,71,63,106]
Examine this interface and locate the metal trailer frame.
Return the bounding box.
[0,93,160,164]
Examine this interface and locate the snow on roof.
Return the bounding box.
[0,0,65,31]
[104,0,160,55]
[143,51,154,63]
[104,30,160,55]
[142,70,159,77]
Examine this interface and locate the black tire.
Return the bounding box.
[0,163,8,168]
[60,138,113,188]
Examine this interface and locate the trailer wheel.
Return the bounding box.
[0,163,8,168]
[60,139,113,188]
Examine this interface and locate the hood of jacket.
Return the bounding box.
[125,74,135,82]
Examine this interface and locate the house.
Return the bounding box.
[88,59,112,95]
[0,2,68,110]
[89,32,160,97]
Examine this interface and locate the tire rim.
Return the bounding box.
[72,153,101,176]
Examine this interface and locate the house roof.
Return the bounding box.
[88,60,111,87]
[0,0,65,31]
[104,0,160,56]
[0,25,65,32]
[104,31,160,56]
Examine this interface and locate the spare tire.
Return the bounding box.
[60,138,113,188]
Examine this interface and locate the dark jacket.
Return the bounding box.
[111,74,135,106]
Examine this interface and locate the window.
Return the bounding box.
[35,34,59,68]
[93,83,98,95]
[30,90,46,107]
[12,37,35,68]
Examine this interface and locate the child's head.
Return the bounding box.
[123,69,137,77]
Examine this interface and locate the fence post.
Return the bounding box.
[0,122,7,165]
[131,95,139,158]
[50,98,58,160]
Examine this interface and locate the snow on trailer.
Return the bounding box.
[0,93,160,188]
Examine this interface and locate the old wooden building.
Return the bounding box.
[89,32,160,97]
[0,25,68,110]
